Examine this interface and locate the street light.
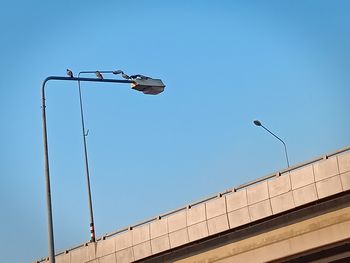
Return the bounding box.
[41,74,165,263]
[253,120,290,168]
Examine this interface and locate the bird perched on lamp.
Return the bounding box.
[66,69,74,78]
[121,73,130,79]
[112,70,124,75]
[130,74,149,80]
[95,71,103,79]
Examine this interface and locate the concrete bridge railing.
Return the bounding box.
[36,146,350,263]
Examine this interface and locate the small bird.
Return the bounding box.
[112,70,124,75]
[66,69,74,78]
[121,73,130,79]
[95,71,103,79]
[130,74,149,79]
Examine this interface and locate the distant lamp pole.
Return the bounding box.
[41,74,165,263]
[76,69,148,243]
[76,70,122,243]
[253,120,290,168]
[77,71,95,243]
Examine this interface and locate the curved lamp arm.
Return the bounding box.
[41,76,135,263]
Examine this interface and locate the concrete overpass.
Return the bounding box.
[36,146,350,263]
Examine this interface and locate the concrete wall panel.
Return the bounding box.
[56,253,70,263]
[270,192,295,214]
[150,218,168,239]
[187,204,206,226]
[115,231,132,251]
[115,248,134,263]
[338,152,350,174]
[341,171,350,191]
[168,210,187,233]
[228,207,250,229]
[316,175,342,199]
[169,228,189,248]
[96,238,115,258]
[290,165,314,189]
[70,246,89,263]
[132,224,150,245]
[188,221,209,242]
[206,197,226,219]
[132,241,151,261]
[268,174,291,197]
[247,181,269,205]
[207,214,229,235]
[226,189,247,212]
[248,199,272,221]
[97,253,116,263]
[293,184,318,206]
[151,234,170,254]
[314,157,339,181]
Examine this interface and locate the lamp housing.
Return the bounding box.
[131,78,165,95]
[253,120,262,126]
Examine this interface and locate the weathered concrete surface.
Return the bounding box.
[175,206,350,263]
[36,147,350,263]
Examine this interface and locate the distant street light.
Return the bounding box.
[41,74,165,263]
[253,120,290,168]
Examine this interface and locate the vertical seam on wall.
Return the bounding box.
[146,223,153,256]
[131,244,135,262]
[245,188,252,222]
[224,195,230,230]
[167,233,170,251]
[287,172,296,207]
[266,181,273,215]
[336,156,344,191]
[185,208,190,244]
[312,163,319,200]
[166,215,171,249]
[204,202,209,236]
[129,230,135,261]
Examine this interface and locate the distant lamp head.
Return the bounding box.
[131,78,165,95]
[253,120,262,126]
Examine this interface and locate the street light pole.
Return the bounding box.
[41,83,55,263]
[76,70,123,243]
[41,75,165,263]
[253,120,290,168]
[77,75,95,242]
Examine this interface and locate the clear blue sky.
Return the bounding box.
[1,1,349,262]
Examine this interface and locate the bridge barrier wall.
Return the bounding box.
[36,147,350,263]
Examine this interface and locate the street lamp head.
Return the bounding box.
[131,78,165,95]
[253,120,262,126]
